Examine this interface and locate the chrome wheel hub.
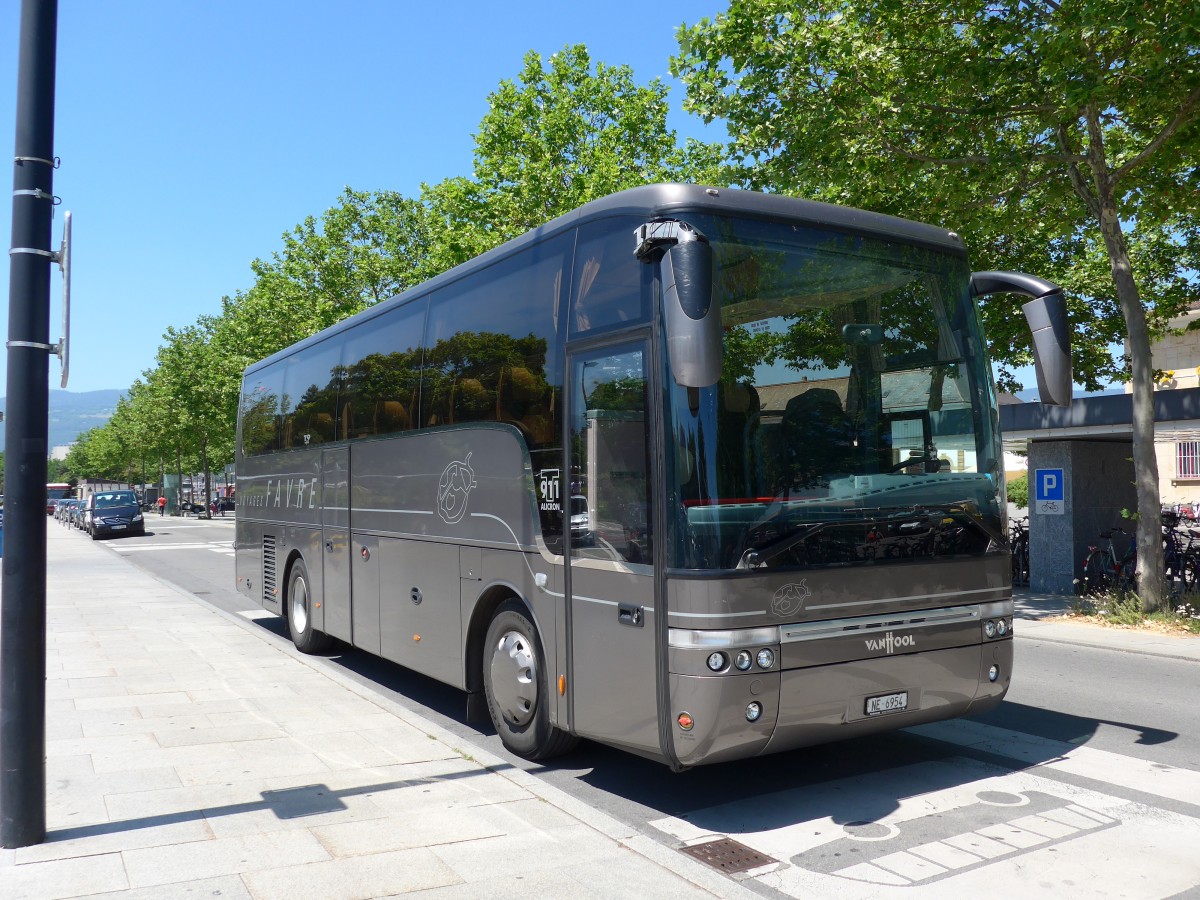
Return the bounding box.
[290,576,309,635]
[489,630,537,727]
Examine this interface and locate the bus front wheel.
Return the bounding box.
[483,601,577,761]
[287,559,332,654]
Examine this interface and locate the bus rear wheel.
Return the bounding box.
[287,559,332,654]
[483,601,577,761]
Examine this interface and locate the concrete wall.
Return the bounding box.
[1027,440,1136,594]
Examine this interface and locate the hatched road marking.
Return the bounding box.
[649,726,1200,898]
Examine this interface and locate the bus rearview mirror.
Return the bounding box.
[971,270,1072,407]
[662,240,722,387]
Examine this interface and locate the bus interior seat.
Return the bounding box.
[499,366,554,446]
[374,400,411,434]
[717,382,760,496]
[781,388,851,486]
[310,412,334,443]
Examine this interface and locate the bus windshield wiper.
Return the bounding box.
[866,501,1004,548]
[737,510,913,569]
[910,500,1005,548]
[736,500,1001,569]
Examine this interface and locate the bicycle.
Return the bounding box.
[1162,511,1200,594]
[1009,517,1030,586]
[1079,527,1136,596]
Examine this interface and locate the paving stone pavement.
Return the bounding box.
[3,528,1195,899]
[1,525,756,899]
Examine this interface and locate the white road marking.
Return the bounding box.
[648,725,1200,898]
[236,609,276,620]
[110,542,223,552]
[910,719,1200,806]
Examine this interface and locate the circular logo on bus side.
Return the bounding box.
[437,452,477,525]
[771,580,811,617]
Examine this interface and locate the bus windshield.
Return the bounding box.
[667,215,1003,571]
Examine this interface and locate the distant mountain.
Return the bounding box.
[0,389,124,454]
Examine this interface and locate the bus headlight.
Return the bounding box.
[707,652,727,672]
[997,618,1009,636]
[984,620,997,639]
[745,702,763,722]
[734,650,753,671]
[756,648,775,670]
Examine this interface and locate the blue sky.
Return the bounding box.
[0,1,726,395]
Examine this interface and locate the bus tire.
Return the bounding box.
[483,601,577,761]
[286,559,332,654]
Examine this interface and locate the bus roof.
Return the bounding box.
[244,184,968,377]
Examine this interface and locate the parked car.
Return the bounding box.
[69,501,85,529]
[83,489,145,539]
[59,499,81,524]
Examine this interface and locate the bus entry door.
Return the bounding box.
[566,340,660,755]
[320,447,352,643]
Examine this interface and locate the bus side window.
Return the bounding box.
[341,297,427,440]
[240,365,284,457]
[423,235,569,449]
[569,217,651,337]
[281,339,341,450]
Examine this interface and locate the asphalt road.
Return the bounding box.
[75,513,1200,898]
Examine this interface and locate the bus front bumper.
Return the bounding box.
[668,640,1011,767]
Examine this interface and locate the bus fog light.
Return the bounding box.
[997,618,1009,636]
[707,652,727,672]
[984,620,996,639]
[734,650,753,671]
[988,664,1000,682]
[756,648,775,669]
[745,702,763,722]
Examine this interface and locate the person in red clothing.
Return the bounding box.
[157,495,166,516]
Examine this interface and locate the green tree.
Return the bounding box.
[110,45,727,496]
[1007,474,1029,510]
[423,45,726,268]
[673,0,1200,609]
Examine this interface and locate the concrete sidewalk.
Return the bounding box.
[2,525,752,899]
[1013,587,1200,662]
[3,534,1196,900]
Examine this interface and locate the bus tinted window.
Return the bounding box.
[240,364,284,456]
[341,297,426,440]
[423,235,569,449]
[569,217,650,336]
[282,339,341,450]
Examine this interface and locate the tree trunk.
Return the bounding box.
[176,446,184,516]
[1096,203,1165,611]
[1070,108,1165,612]
[201,436,211,519]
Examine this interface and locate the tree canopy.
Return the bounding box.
[673,0,1200,608]
[67,46,720,499]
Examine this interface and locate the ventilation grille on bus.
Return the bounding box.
[262,535,277,605]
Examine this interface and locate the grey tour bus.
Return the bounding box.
[234,184,1070,769]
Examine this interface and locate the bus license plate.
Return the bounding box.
[865,691,908,716]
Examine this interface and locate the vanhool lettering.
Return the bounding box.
[864,632,916,654]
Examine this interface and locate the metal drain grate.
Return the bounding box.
[680,837,777,874]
